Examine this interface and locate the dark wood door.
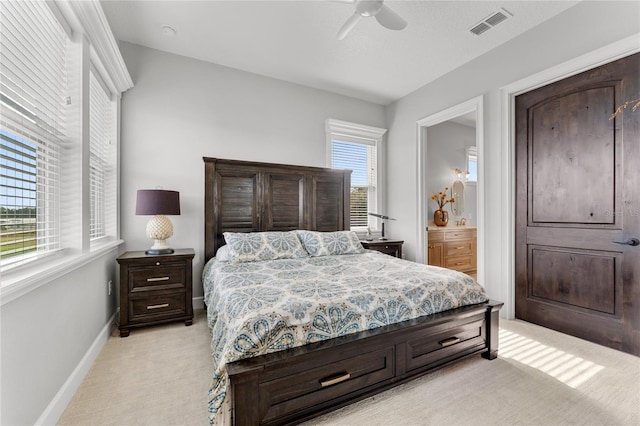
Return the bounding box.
[515,53,640,355]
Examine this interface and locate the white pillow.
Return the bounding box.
[215,245,231,261]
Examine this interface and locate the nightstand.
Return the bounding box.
[360,239,404,258]
[117,248,195,337]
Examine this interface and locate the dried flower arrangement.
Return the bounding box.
[610,97,640,120]
[431,187,455,209]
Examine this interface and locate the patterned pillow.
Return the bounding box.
[223,231,308,263]
[296,230,364,257]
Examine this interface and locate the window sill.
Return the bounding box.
[0,239,124,306]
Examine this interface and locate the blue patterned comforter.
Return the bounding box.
[202,251,488,424]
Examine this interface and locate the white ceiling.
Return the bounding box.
[100,0,580,105]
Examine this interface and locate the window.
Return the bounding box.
[0,0,132,280]
[326,119,387,231]
[89,69,115,241]
[466,146,478,183]
[1,0,68,264]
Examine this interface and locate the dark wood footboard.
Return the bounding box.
[227,300,503,425]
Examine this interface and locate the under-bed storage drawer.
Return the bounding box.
[249,346,395,424]
[404,313,486,372]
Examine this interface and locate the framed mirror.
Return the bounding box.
[451,178,464,216]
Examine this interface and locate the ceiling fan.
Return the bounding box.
[336,0,408,40]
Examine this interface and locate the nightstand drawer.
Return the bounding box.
[130,291,186,322]
[129,264,186,291]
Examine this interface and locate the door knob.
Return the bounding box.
[613,238,640,246]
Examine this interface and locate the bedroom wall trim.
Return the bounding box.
[415,96,485,284]
[35,310,118,426]
[499,33,640,319]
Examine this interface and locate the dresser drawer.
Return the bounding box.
[405,314,485,372]
[258,346,395,423]
[443,229,473,241]
[129,263,186,292]
[129,291,186,323]
[444,240,473,257]
[444,255,474,271]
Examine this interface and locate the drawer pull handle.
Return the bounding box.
[439,337,461,347]
[455,262,466,265]
[147,303,169,310]
[320,372,351,387]
[456,247,466,250]
[147,276,170,282]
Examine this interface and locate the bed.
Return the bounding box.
[203,157,502,425]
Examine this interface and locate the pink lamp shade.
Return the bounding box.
[136,190,180,255]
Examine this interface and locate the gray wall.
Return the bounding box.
[1,249,118,425]
[426,121,477,226]
[384,0,640,307]
[118,42,387,302]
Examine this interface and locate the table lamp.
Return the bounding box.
[136,189,180,255]
[368,212,396,240]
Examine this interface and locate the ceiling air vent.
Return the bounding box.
[470,22,491,36]
[469,8,513,36]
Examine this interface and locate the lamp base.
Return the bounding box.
[145,248,175,256]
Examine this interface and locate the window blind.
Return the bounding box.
[331,140,377,228]
[0,0,68,263]
[89,69,113,240]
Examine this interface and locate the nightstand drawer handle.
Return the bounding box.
[439,337,461,347]
[147,303,169,310]
[147,276,170,282]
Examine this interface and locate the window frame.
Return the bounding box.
[466,145,478,185]
[326,119,387,233]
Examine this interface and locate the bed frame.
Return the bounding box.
[204,157,502,425]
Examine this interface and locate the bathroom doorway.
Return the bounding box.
[416,96,484,284]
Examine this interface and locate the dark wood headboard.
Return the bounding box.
[203,158,352,262]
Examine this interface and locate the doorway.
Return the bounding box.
[416,96,484,285]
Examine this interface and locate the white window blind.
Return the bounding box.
[89,69,113,240]
[326,119,386,232]
[331,140,377,228]
[0,0,68,264]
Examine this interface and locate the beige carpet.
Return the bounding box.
[58,309,640,426]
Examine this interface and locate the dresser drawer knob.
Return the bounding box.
[155,262,160,266]
[320,372,351,388]
[147,303,169,310]
[439,337,461,347]
[147,276,170,282]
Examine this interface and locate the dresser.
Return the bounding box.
[360,239,404,258]
[427,228,476,274]
[117,249,195,337]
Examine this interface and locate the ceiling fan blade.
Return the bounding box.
[375,4,407,30]
[337,12,362,40]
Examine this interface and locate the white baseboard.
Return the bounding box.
[193,296,205,310]
[35,311,118,426]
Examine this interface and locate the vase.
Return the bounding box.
[434,209,449,226]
